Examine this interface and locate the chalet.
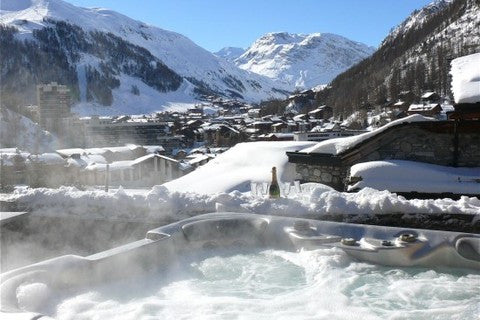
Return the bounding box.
[407,103,442,117]
[247,108,261,118]
[81,154,188,187]
[257,133,294,141]
[389,100,408,112]
[398,90,417,104]
[287,119,480,191]
[249,121,273,135]
[308,105,333,120]
[271,122,288,133]
[420,91,441,103]
[202,124,241,147]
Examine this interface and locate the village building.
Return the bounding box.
[287,119,480,192]
[37,82,71,134]
[407,103,442,117]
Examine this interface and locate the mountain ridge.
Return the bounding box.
[0,0,290,115]
[234,31,375,89]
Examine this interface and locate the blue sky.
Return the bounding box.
[66,0,432,52]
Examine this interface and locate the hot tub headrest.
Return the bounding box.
[455,237,480,262]
[182,217,268,242]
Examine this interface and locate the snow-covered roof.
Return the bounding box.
[56,148,86,157]
[0,148,18,154]
[85,161,132,172]
[441,104,455,113]
[0,152,29,166]
[104,145,141,153]
[450,52,480,104]
[164,141,316,194]
[186,154,211,165]
[421,92,437,99]
[408,103,440,112]
[144,145,165,154]
[301,114,436,155]
[349,160,480,194]
[29,153,65,165]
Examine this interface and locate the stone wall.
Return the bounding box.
[366,127,480,167]
[295,163,347,191]
[293,121,480,191]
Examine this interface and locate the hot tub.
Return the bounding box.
[1,213,479,319]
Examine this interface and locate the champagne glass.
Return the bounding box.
[250,181,258,197]
[262,182,270,198]
[294,180,301,194]
[282,182,291,197]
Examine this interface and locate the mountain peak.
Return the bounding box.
[214,47,245,62]
[236,32,374,89]
[382,0,453,46]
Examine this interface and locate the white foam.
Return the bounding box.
[28,249,480,319]
[16,282,51,313]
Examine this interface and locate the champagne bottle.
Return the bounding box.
[269,167,281,198]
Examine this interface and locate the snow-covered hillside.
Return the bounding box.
[0,0,290,115]
[236,32,374,90]
[382,0,453,46]
[214,47,246,62]
[0,108,57,152]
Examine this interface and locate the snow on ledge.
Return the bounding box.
[1,185,479,223]
[348,160,480,194]
[301,114,436,155]
[450,52,480,104]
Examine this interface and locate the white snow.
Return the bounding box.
[2,184,479,224]
[382,0,453,46]
[0,108,58,152]
[30,152,65,165]
[450,52,480,104]
[164,141,316,194]
[348,160,480,194]
[72,75,199,116]
[236,32,374,90]
[2,140,479,220]
[214,47,246,62]
[301,114,436,155]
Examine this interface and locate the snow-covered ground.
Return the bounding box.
[164,141,316,194]
[450,52,480,104]
[349,160,480,194]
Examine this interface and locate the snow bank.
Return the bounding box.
[301,115,435,155]
[450,52,480,104]
[164,141,317,194]
[2,185,479,224]
[349,160,480,194]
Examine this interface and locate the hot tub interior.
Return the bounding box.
[1,213,479,320]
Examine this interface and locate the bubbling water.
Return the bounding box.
[18,248,480,320]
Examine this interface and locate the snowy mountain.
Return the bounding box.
[313,0,479,115]
[382,0,454,46]
[214,47,246,62]
[235,32,375,90]
[0,0,290,115]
